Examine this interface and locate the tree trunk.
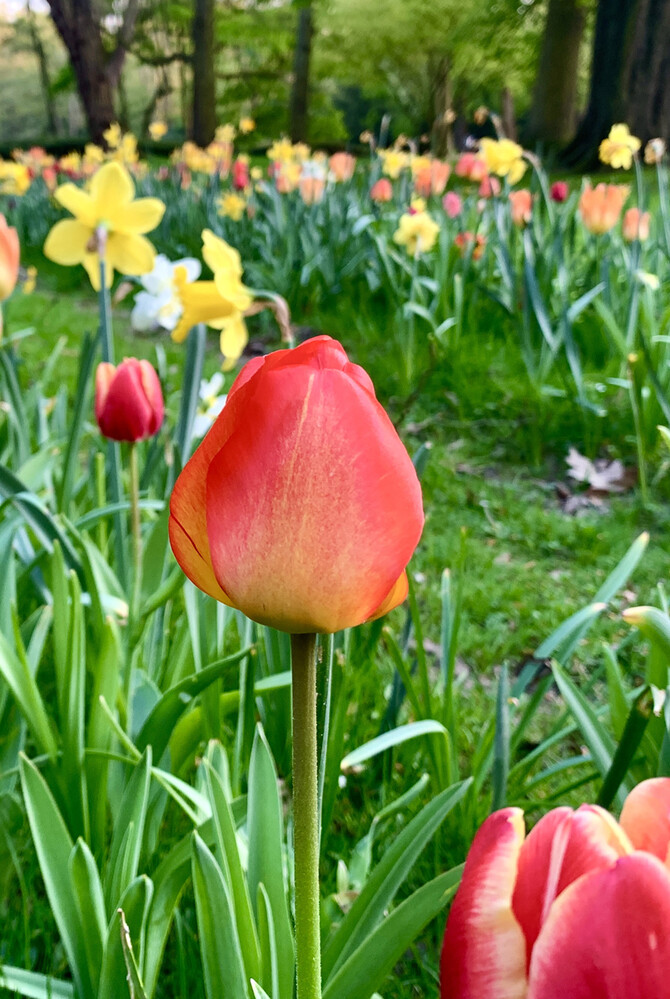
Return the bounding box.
[192,0,216,146]
[525,0,586,148]
[501,87,517,142]
[47,0,138,143]
[626,0,670,141]
[561,0,641,168]
[431,56,452,157]
[289,2,313,142]
[27,1,59,136]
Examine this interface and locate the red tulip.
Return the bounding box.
[95,358,164,442]
[550,181,569,203]
[169,336,424,633]
[441,778,670,998]
[232,157,250,191]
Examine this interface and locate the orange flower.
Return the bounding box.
[169,336,424,634]
[454,231,486,260]
[579,182,629,235]
[0,214,19,301]
[370,178,393,202]
[509,189,533,227]
[328,152,356,182]
[414,160,451,198]
[441,778,670,999]
[622,207,650,242]
[455,153,487,182]
[299,174,326,205]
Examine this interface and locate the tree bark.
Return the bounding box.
[561,0,641,168]
[525,0,586,147]
[289,2,313,143]
[626,0,670,140]
[431,56,452,157]
[27,1,59,136]
[192,0,216,146]
[47,0,139,143]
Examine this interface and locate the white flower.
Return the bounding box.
[192,373,228,439]
[131,254,201,332]
[635,270,660,291]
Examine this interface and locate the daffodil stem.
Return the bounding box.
[98,258,114,365]
[291,632,322,999]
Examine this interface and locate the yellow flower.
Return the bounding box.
[23,265,37,295]
[267,137,295,162]
[380,148,409,179]
[84,143,105,164]
[215,123,236,143]
[479,138,526,184]
[149,121,168,141]
[103,122,122,149]
[410,155,431,177]
[250,165,263,181]
[599,124,641,169]
[172,230,252,369]
[59,152,81,174]
[393,210,440,255]
[217,191,247,221]
[43,161,165,290]
[239,117,256,134]
[0,161,31,195]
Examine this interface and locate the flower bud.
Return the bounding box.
[95,358,164,442]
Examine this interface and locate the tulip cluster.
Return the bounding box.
[441,778,670,998]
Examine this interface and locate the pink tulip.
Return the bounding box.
[443,192,462,218]
[441,778,670,998]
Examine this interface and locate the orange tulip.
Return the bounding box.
[169,336,424,633]
[0,214,19,301]
[370,178,393,202]
[579,182,629,235]
[329,151,356,182]
[441,778,670,998]
[95,358,164,442]
[622,207,650,242]
[509,189,533,227]
[414,160,451,197]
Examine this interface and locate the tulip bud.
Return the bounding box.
[0,214,20,302]
[550,181,569,203]
[622,207,651,242]
[169,336,424,634]
[95,358,164,442]
[370,178,393,202]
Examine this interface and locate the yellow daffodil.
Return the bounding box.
[0,161,31,195]
[599,124,641,170]
[149,121,168,141]
[239,117,256,134]
[43,161,165,290]
[216,123,236,143]
[84,143,105,165]
[479,138,527,184]
[103,122,122,150]
[393,210,440,255]
[23,266,37,295]
[380,148,409,179]
[267,137,295,162]
[172,230,252,368]
[218,192,247,221]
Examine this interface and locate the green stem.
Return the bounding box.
[129,442,142,597]
[291,632,322,999]
[98,257,114,364]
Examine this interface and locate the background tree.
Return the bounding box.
[192,0,216,145]
[289,0,313,142]
[46,0,140,142]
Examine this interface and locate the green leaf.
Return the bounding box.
[597,686,653,809]
[322,779,471,980]
[0,631,57,759]
[57,332,96,512]
[0,966,74,999]
[106,748,152,912]
[323,868,462,999]
[340,720,448,769]
[247,726,294,999]
[119,907,149,999]
[191,833,250,999]
[99,877,153,999]
[68,839,106,993]
[19,754,94,999]
[491,665,510,811]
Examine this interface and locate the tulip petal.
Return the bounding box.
[113,197,166,235]
[527,853,670,999]
[203,362,424,632]
[512,804,631,963]
[441,809,527,999]
[106,232,155,277]
[620,777,670,866]
[54,183,98,228]
[43,219,91,266]
[367,571,408,621]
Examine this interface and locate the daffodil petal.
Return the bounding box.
[106,232,155,277]
[90,162,135,216]
[54,184,98,228]
[218,314,248,362]
[114,197,166,235]
[43,219,91,266]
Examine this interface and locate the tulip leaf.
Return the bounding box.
[105,748,152,912]
[68,839,106,992]
[57,330,96,512]
[0,966,74,999]
[597,686,653,810]
[0,631,57,759]
[118,907,149,999]
[340,720,449,770]
[191,832,250,999]
[322,778,471,980]
[322,867,462,999]
[98,877,153,999]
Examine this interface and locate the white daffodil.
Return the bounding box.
[192,373,228,440]
[131,254,201,332]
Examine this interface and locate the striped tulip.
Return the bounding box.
[441,778,670,998]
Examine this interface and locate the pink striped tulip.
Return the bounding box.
[441,778,670,998]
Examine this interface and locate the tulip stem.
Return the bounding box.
[291,632,322,999]
[128,442,143,624]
